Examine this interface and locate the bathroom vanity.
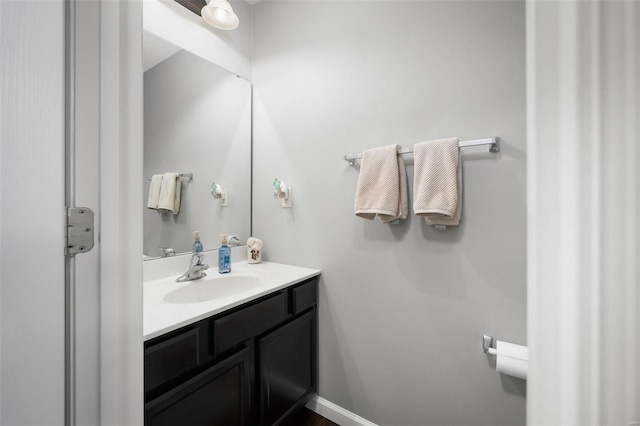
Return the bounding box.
[143,261,320,426]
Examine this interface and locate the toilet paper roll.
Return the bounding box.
[495,340,528,380]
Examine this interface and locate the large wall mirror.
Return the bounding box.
[143,30,252,259]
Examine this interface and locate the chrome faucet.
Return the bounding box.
[176,253,209,282]
[158,247,176,258]
[227,235,241,247]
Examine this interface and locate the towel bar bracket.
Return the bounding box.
[344,156,356,166]
[489,138,500,153]
[482,334,495,353]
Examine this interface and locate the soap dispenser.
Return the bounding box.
[193,231,203,253]
[218,234,231,274]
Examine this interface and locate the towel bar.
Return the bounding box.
[343,137,500,166]
[147,173,193,182]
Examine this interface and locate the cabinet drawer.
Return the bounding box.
[145,328,199,393]
[212,293,287,356]
[292,279,317,315]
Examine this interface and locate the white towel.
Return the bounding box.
[158,173,182,215]
[413,138,462,226]
[247,237,263,251]
[354,144,408,223]
[147,174,163,209]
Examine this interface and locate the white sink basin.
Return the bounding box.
[144,261,322,340]
[164,273,264,304]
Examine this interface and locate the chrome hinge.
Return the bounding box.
[66,207,95,256]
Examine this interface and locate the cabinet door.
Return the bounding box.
[258,310,317,426]
[145,345,252,426]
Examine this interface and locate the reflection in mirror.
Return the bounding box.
[143,31,251,259]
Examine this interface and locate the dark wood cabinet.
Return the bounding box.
[259,310,317,426]
[212,292,288,357]
[144,327,200,392]
[144,277,319,426]
[145,345,253,426]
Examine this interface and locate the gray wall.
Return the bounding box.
[144,50,252,256]
[252,2,526,425]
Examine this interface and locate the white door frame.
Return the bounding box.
[68,0,143,424]
[527,1,639,424]
[95,1,144,424]
[69,0,144,424]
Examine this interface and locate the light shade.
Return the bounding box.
[201,0,239,30]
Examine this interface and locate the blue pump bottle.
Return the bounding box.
[193,231,203,253]
[218,234,231,274]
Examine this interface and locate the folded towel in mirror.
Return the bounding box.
[158,173,182,215]
[147,174,163,209]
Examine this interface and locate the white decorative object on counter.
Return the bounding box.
[247,237,262,264]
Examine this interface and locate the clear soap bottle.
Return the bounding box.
[218,234,231,274]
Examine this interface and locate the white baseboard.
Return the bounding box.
[306,396,378,426]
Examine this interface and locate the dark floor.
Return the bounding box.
[280,407,339,426]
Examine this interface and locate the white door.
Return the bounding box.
[1,1,66,423]
[1,1,143,424]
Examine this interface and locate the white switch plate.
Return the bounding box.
[282,188,292,208]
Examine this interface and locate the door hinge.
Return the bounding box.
[65,207,95,256]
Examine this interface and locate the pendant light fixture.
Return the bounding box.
[201,0,239,30]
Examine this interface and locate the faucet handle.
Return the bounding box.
[158,247,175,257]
[227,235,240,247]
[191,252,205,265]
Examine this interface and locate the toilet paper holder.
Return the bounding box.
[482,334,529,380]
[482,334,495,354]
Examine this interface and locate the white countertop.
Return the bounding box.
[144,261,321,341]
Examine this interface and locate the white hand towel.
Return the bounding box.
[354,144,408,223]
[413,138,462,226]
[247,237,263,250]
[147,174,163,209]
[158,173,182,215]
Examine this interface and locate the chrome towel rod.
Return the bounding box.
[147,172,193,181]
[343,137,500,166]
